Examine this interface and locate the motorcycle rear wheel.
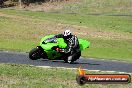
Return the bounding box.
[63,51,81,64]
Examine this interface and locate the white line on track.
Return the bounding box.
[35,65,132,74]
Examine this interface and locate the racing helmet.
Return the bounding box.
[63,30,72,37]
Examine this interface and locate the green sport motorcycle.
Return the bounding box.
[29,35,90,63]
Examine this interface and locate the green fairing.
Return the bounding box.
[57,38,67,48]
[40,35,67,51]
[40,35,55,46]
[39,35,90,59]
[79,39,90,50]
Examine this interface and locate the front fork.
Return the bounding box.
[36,46,48,59]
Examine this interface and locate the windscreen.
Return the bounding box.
[44,37,57,43]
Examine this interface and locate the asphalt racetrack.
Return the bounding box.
[0,51,132,73]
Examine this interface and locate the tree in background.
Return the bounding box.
[0,0,68,8]
[0,0,4,7]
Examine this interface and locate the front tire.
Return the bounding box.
[29,48,41,60]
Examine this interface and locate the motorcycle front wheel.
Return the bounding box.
[29,48,41,60]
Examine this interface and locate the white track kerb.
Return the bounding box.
[35,65,132,74]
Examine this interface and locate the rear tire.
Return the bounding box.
[29,48,41,60]
[63,57,68,63]
[73,51,81,61]
[67,51,81,64]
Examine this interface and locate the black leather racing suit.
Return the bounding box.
[54,34,80,55]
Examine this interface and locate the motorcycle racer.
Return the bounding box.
[54,30,81,63]
[29,30,90,64]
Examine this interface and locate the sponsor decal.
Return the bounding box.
[76,67,131,85]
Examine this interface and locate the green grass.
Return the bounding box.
[52,0,132,15]
[1,9,132,33]
[0,63,132,88]
[0,9,132,61]
[82,38,132,61]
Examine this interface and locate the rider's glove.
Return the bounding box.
[55,48,60,52]
[55,48,65,53]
